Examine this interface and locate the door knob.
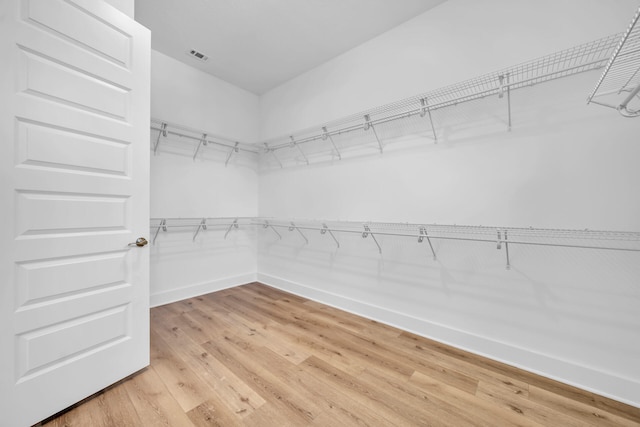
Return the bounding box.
[129,237,148,247]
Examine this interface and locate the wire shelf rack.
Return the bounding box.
[150,217,256,244]
[150,118,259,164]
[149,217,640,269]
[587,7,640,117]
[260,34,621,169]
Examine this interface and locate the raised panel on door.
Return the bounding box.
[0,1,150,425]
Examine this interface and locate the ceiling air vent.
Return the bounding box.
[187,49,208,61]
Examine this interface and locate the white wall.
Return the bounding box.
[149,50,260,306]
[257,0,640,408]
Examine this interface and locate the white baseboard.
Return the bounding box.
[257,272,640,409]
[150,272,257,308]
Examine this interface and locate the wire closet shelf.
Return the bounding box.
[260,34,621,167]
[587,6,640,117]
[150,118,259,164]
[151,35,621,168]
[150,217,640,269]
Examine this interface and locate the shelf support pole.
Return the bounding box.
[263,220,281,239]
[224,218,239,240]
[153,122,167,155]
[504,229,511,270]
[506,73,512,131]
[290,136,309,165]
[418,226,437,260]
[193,133,207,161]
[322,127,341,160]
[152,218,166,245]
[321,223,340,248]
[420,98,438,143]
[362,224,382,254]
[364,115,383,153]
[225,142,239,167]
[289,222,308,244]
[499,74,512,131]
[496,229,510,269]
[192,218,207,241]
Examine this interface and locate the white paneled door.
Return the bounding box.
[0,1,150,425]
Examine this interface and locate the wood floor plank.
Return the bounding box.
[476,379,592,427]
[271,320,369,377]
[302,355,446,426]
[150,329,211,412]
[409,370,543,427]
[201,336,324,425]
[241,403,312,427]
[357,367,481,426]
[42,283,640,427]
[302,298,403,341]
[299,318,417,382]
[395,329,530,394]
[123,367,196,426]
[527,384,640,427]
[236,341,391,427]
[153,311,266,417]
[187,398,244,427]
[398,329,634,419]
[47,382,144,427]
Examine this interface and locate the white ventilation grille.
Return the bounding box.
[187,49,208,61]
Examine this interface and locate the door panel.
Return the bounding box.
[0,1,150,425]
[17,120,131,176]
[19,50,130,120]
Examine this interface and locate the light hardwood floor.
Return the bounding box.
[43,282,640,426]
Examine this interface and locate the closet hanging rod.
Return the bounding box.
[151,216,255,221]
[150,125,259,154]
[255,221,640,252]
[261,34,620,155]
[148,218,640,251]
[254,218,640,240]
[149,223,241,229]
[266,57,611,152]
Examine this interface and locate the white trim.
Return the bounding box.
[150,273,257,307]
[257,272,640,409]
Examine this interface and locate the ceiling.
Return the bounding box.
[135,0,446,95]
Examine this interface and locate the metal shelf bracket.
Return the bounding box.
[288,222,309,244]
[496,229,510,269]
[224,218,239,240]
[193,133,207,161]
[153,122,167,155]
[321,223,340,248]
[225,142,240,167]
[498,74,512,131]
[322,127,342,160]
[363,115,383,153]
[419,98,438,143]
[418,226,437,260]
[264,143,283,169]
[504,229,511,270]
[152,218,167,245]
[290,136,309,165]
[263,220,282,239]
[192,218,207,241]
[362,224,382,254]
